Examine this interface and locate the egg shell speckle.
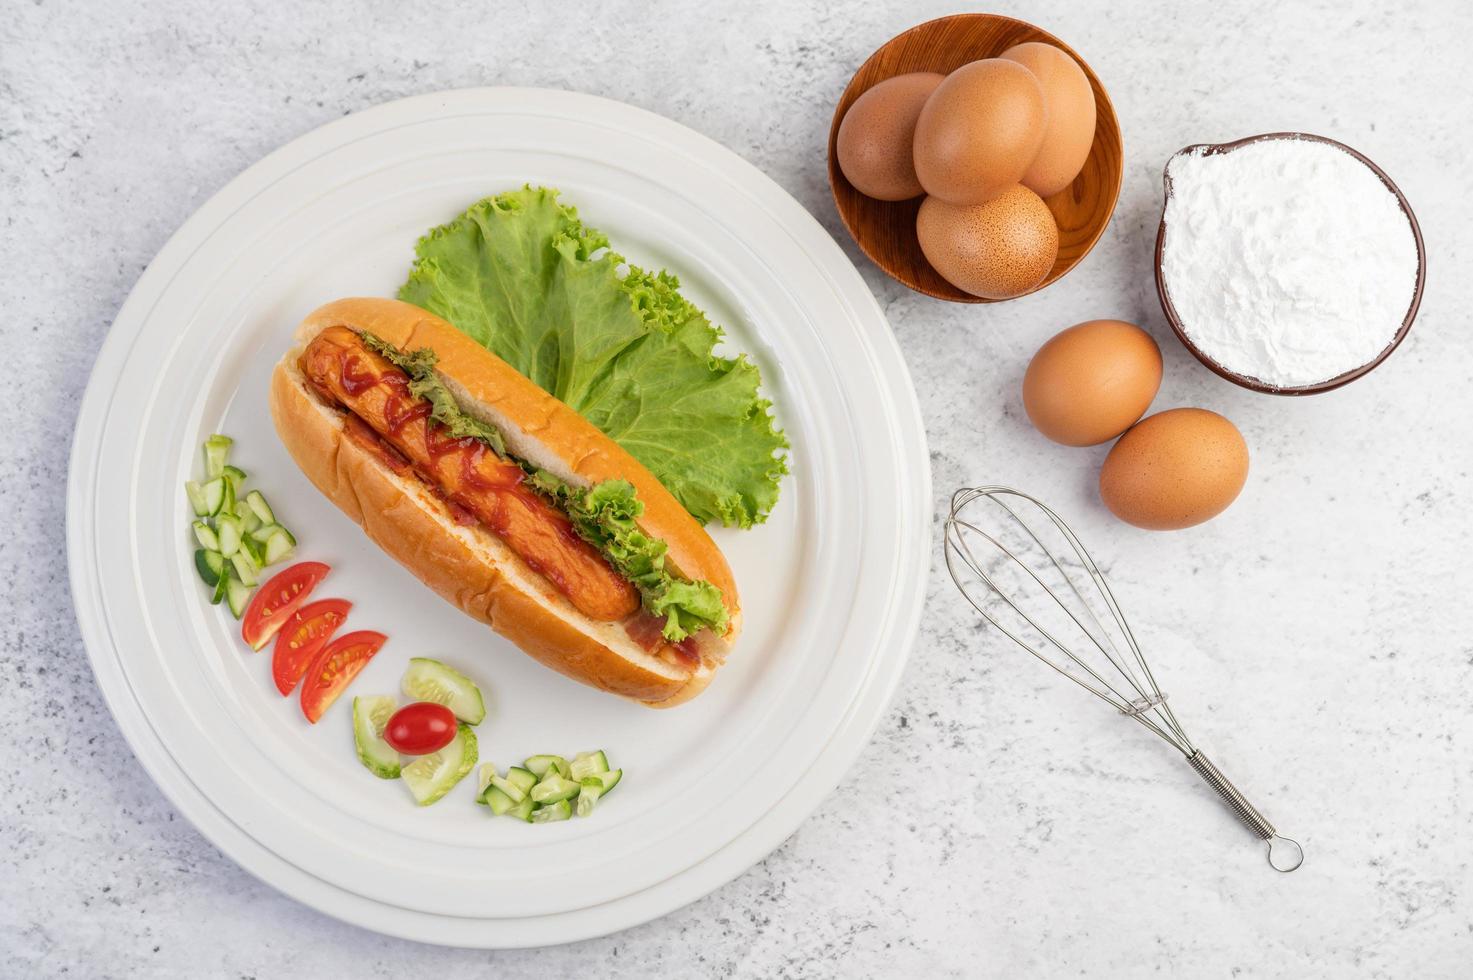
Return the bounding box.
[912,59,1046,205]
[836,72,945,201]
[1023,319,1162,446]
[999,42,1097,199]
[916,185,1059,299]
[1098,408,1249,530]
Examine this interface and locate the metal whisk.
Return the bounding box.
[943,486,1303,872]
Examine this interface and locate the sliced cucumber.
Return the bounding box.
[504,767,537,796]
[400,658,486,725]
[524,754,568,779]
[194,549,226,587]
[203,434,233,479]
[192,520,220,552]
[353,696,402,779]
[529,772,579,805]
[401,724,478,806]
[262,527,296,565]
[244,489,276,526]
[221,464,248,491]
[224,574,251,619]
[229,551,258,587]
[484,785,516,816]
[569,750,609,781]
[531,799,572,823]
[216,515,243,557]
[506,796,535,822]
[249,522,280,543]
[185,480,210,517]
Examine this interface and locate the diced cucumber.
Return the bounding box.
[529,772,579,805]
[216,515,243,557]
[185,480,210,517]
[201,478,227,516]
[221,464,248,490]
[353,696,402,779]
[504,767,537,796]
[531,799,572,823]
[506,796,535,822]
[229,551,258,587]
[484,786,516,816]
[192,520,220,552]
[240,534,266,566]
[524,754,568,779]
[576,779,606,818]
[262,527,295,565]
[210,566,229,605]
[474,764,497,804]
[401,724,478,806]
[224,574,251,619]
[203,434,233,479]
[249,522,279,543]
[194,549,225,587]
[233,500,261,534]
[488,774,527,803]
[587,768,622,795]
[400,658,486,725]
[244,490,275,526]
[569,750,609,781]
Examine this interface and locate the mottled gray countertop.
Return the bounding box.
[4,0,1471,976]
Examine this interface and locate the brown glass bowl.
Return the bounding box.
[827,13,1124,303]
[1154,132,1426,395]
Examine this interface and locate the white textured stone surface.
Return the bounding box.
[4,0,1471,975]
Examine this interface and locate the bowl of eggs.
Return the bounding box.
[828,13,1123,302]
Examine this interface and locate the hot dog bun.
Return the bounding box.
[269,298,740,706]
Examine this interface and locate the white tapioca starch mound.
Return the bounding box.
[1160,138,1420,389]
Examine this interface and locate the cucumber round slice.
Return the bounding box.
[400,658,486,725]
[353,696,401,779]
[401,724,478,806]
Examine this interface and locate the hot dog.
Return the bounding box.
[270,299,741,706]
[301,326,640,622]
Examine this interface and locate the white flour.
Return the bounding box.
[1160,138,1419,388]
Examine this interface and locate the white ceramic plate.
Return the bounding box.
[67,88,929,948]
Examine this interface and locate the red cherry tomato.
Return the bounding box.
[241,562,331,651]
[383,702,457,755]
[271,598,352,696]
[299,630,386,724]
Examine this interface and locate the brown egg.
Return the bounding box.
[912,59,1046,205]
[916,185,1059,299]
[1099,409,1249,530]
[999,43,1097,198]
[837,72,946,201]
[1023,320,1162,446]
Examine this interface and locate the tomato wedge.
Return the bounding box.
[300,630,387,723]
[241,561,330,651]
[271,598,352,695]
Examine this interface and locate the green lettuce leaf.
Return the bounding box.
[399,186,788,528]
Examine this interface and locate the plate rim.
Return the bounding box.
[66,86,931,948]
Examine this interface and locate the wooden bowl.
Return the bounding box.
[1154,133,1426,395]
[827,13,1123,303]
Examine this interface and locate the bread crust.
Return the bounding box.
[269,298,738,705]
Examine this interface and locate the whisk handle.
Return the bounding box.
[1186,751,1303,872]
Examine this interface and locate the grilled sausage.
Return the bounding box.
[301,326,640,622]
